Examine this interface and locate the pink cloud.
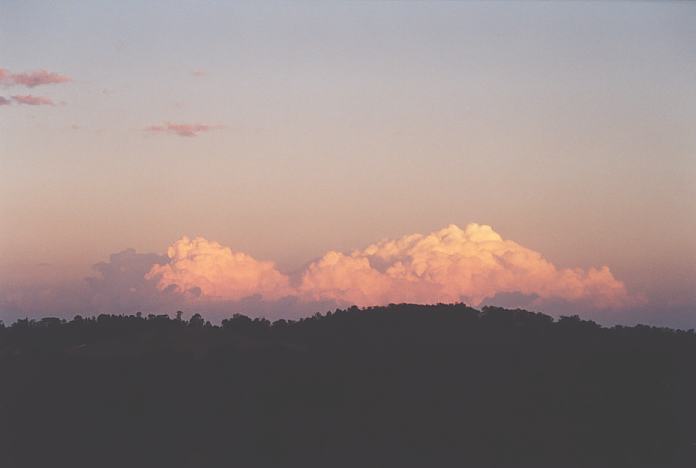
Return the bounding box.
[146,224,639,311]
[145,122,222,137]
[2,69,71,87]
[146,237,292,301]
[12,95,55,106]
[0,96,10,106]
[192,69,207,77]
[0,224,660,324]
[298,224,637,309]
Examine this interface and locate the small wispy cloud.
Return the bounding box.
[145,122,222,137]
[12,95,55,106]
[192,69,207,77]
[0,68,71,87]
[0,96,11,106]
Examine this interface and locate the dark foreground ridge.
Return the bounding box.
[1,304,695,467]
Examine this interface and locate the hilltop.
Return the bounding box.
[1,304,694,467]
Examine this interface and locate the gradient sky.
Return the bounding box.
[1,1,695,326]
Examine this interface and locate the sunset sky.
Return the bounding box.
[1,1,695,326]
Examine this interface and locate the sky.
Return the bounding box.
[1,1,695,327]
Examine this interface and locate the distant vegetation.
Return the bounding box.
[1,304,695,467]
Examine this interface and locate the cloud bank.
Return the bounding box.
[1,224,644,324]
[145,224,634,310]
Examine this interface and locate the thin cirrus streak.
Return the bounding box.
[0,68,71,87]
[147,224,637,309]
[144,122,222,137]
[11,95,55,106]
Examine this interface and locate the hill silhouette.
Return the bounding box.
[1,303,694,467]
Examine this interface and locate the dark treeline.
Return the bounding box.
[1,304,695,467]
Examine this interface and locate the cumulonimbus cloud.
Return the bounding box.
[146,224,635,310]
[145,236,292,301]
[11,95,55,106]
[145,122,222,137]
[0,68,71,87]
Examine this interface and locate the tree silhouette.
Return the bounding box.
[0,303,694,468]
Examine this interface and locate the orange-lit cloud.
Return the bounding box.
[145,224,635,310]
[300,224,633,308]
[12,95,55,106]
[146,236,292,300]
[0,68,71,87]
[145,122,222,137]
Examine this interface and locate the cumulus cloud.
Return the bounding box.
[0,68,71,87]
[299,224,634,309]
[146,224,635,311]
[1,224,642,324]
[145,122,222,137]
[146,236,292,301]
[12,95,55,106]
